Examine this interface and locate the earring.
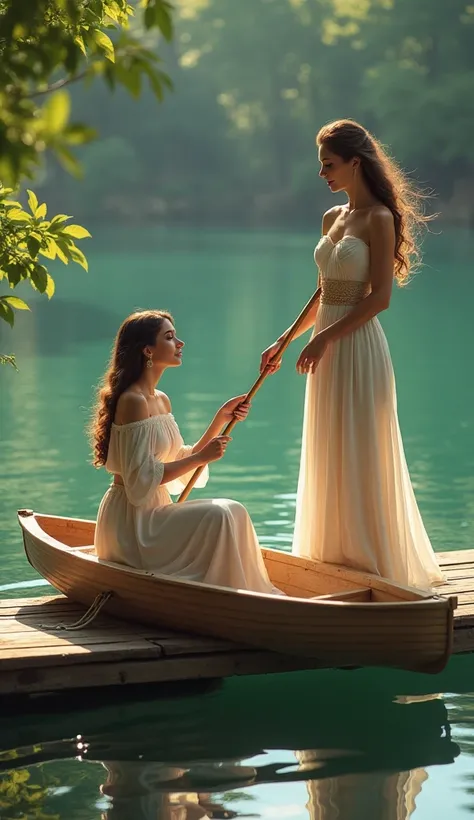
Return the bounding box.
[146,356,153,369]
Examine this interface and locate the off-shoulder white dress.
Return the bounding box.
[94,413,279,593]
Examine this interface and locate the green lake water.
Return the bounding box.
[1,226,474,818]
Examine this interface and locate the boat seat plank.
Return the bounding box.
[311,588,371,602]
[67,546,95,553]
[263,549,429,601]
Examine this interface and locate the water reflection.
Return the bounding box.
[302,769,428,820]
[2,660,471,819]
[100,762,250,819]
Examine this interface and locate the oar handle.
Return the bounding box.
[177,287,321,503]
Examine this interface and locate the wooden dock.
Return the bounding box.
[1,548,474,696]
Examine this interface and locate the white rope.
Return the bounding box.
[40,591,114,631]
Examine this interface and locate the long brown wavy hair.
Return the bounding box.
[90,309,173,467]
[317,119,431,285]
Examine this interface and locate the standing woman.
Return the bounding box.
[261,119,444,589]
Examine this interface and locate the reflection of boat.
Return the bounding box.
[18,511,456,673]
[0,662,460,787]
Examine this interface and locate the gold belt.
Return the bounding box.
[321,278,370,306]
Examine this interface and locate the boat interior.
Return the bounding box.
[30,514,437,605]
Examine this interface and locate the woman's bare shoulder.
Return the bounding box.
[155,390,172,413]
[115,390,149,425]
[368,204,394,227]
[322,205,345,235]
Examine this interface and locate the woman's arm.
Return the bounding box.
[277,198,337,342]
[276,291,321,344]
[116,392,229,485]
[192,417,224,453]
[260,209,342,374]
[192,395,250,452]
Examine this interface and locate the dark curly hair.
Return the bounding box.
[90,309,173,467]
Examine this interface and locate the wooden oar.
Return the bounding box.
[177,286,321,503]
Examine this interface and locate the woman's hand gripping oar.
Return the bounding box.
[177,287,321,503]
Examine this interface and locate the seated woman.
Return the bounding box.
[90,309,280,594]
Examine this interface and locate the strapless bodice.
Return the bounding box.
[315,235,371,306]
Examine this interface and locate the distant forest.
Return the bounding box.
[39,0,474,227]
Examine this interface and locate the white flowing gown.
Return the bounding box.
[292,235,444,590]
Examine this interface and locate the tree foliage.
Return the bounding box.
[0,0,174,364]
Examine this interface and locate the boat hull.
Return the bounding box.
[18,511,455,674]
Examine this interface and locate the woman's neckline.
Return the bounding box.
[324,234,370,250]
[112,413,174,430]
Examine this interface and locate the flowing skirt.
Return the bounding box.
[292,302,444,590]
[95,484,280,594]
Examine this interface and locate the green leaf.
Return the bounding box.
[36,203,47,219]
[30,264,48,293]
[40,237,58,260]
[27,190,38,215]
[74,35,87,56]
[155,2,173,41]
[68,243,89,271]
[6,264,24,288]
[103,62,116,91]
[116,64,142,97]
[7,208,32,223]
[104,4,119,23]
[45,274,55,299]
[42,91,71,135]
[0,354,17,369]
[2,296,30,311]
[49,214,71,229]
[27,236,41,257]
[62,224,91,239]
[55,146,82,178]
[0,300,15,327]
[145,66,167,100]
[54,240,70,264]
[63,124,97,145]
[144,2,155,29]
[94,29,115,63]
[64,41,81,74]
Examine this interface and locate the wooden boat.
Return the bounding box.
[18,510,456,674]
